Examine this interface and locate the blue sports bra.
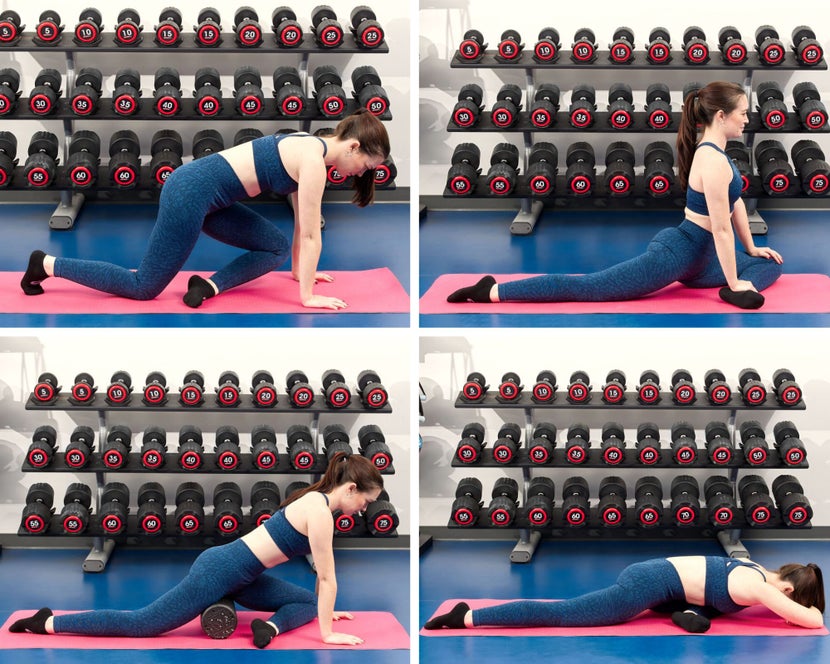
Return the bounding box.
[251,132,328,195]
[725,558,767,581]
[261,492,329,558]
[685,141,743,215]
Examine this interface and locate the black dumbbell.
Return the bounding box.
[562,476,590,527]
[0,68,19,116]
[533,27,560,63]
[69,67,102,117]
[249,370,277,408]
[194,7,222,47]
[213,482,243,536]
[646,27,672,64]
[739,475,775,526]
[215,371,241,408]
[0,132,17,186]
[357,369,389,409]
[323,424,352,460]
[792,26,823,66]
[756,25,785,65]
[141,371,168,406]
[605,142,635,196]
[235,128,264,146]
[446,144,480,196]
[452,83,483,128]
[528,422,556,465]
[112,68,141,116]
[102,424,132,469]
[634,476,663,528]
[458,28,486,61]
[492,423,521,464]
[149,130,183,187]
[705,421,734,465]
[740,420,769,466]
[635,422,661,465]
[704,476,736,527]
[68,371,97,404]
[719,26,747,64]
[793,82,827,131]
[497,372,522,402]
[312,5,343,48]
[357,424,392,470]
[756,81,788,130]
[487,478,519,527]
[29,68,62,116]
[526,477,555,527]
[531,370,557,404]
[571,28,597,63]
[250,481,280,526]
[527,142,557,197]
[24,132,59,188]
[0,10,22,43]
[670,475,700,526]
[272,7,303,47]
[609,26,635,64]
[61,483,93,534]
[287,424,317,470]
[529,83,559,129]
[773,421,806,466]
[670,369,696,405]
[313,65,346,118]
[643,141,675,198]
[451,477,482,526]
[21,483,55,534]
[141,426,167,470]
[565,142,596,196]
[566,370,592,404]
[285,481,310,502]
[772,475,812,527]
[322,369,351,408]
[739,368,767,405]
[137,482,166,535]
[250,424,279,470]
[285,370,313,408]
[108,130,141,188]
[773,368,802,407]
[153,67,181,116]
[233,6,262,47]
[461,371,487,401]
[374,156,396,187]
[34,10,63,46]
[114,9,142,46]
[704,369,732,405]
[33,372,61,403]
[65,425,95,469]
[272,66,305,117]
[496,29,523,62]
[670,422,697,465]
[333,508,364,534]
[193,67,222,117]
[491,83,522,129]
[486,144,519,196]
[366,491,399,536]
[180,370,205,406]
[103,370,131,406]
[350,6,383,48]
[635,370,661,405]
[569,84,595,128]
[644,84,672,130]
[792,140,830,196]
[27,425,58,469]
[100,482,130,536]
[682,26,709,64]
[455,422,485,464]
[193,130,225,160]
[608,83,634,130]
[234,66,264,116]
[178,425,204,470]
[214,425,241,471]
[726,140,752,194]
[600,422,625,466]
[598,476,627,527]
[174,482,205,534]
[565,424,590,464]
[74,8,102,46]
[154,7,182,46]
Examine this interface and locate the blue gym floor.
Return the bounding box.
[0,546,409,663]
[419,208,830,327]
[420,538,830,664]
[0,201,409,328]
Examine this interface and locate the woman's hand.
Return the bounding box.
[293,272,335,284]
[302,294,348,310]
[322,631,364,645]
[332,611,354,621]
[749,247,783,264]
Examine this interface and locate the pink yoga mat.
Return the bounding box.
[420,274,830,314]
[0,269,409,314]
[420,599,828,637]
[0,610,410,650]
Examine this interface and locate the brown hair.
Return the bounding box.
[333,108,391,207]
[776,563,825,613]
[281,451,384,507]
[675,81,747,190]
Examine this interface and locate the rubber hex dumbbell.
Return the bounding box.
[533,27,560,63]
[683,26,710,64]
[250,481,280,526]
[284,481,309,502]
[365,490,399,536]
[249,424,278,470]
[194,7,222,47]
[272,7,303,47]
[772,475,812,527]
[609,26,635,64]
[565,424,590,464]
[29,68,62,116]
[193,129,224,160]
[60,483,93,535]
[312,5,344,48]
[213,482,243,536]
[154,7,182,46]
[112,68,141,116]
[491,83,522,129]
[351,65,389,116]
[635,370,661,405]
[455,422,486,464]
[646,27,672,64]
[792,140,830,196]
[27,425,58,469]
[103,370,131,406]
[461,371,488,401]
[179,371,206,406]
[141,426,167,470]
[670,422,697,465]
[531,370,557,404]
[0,10,22,43]
[357,425,392,470]
[114,9,142,46]
[739,368,767,405]
[529,83,559,129]
[74,8,103,46]
[374,156,397,188]
[773,368,803,407]
[446,144,481,196]
[140,371,168,407]
[108,130,141,188]
[496,29,523,62]
[249,370,277,408]
[323,424,353,460]
[704,369,732,405]
[792,26,823,66]
[723,142,752,196]
[458,29,486,62]
[102,425,132,469]
[148,130,182,188]
[24,132,59,188]
[233,66,264,116]
[635,422,661,465]
[486,143,519,196]
[605,142,635,196]
[65,425,95,469]
[21,483,55,534]
[739,475,775,526]
[34,10,63,46]
[671,369,696,405]
[566,371,592,404]
[136,482,166,535]
[313,66,346,118]
[496,372,522,402]
[68,370,97,404]
[273,66,305,117]
[569,84,596,128]
[99,482,129,536]
[492,423,521,464]
[69,67,102,116]
[234,128,264,146]
[571,28,597,63]
[670,475,700,526]
[177,425,204,470]
[451,477,482,526]
[527,142,557,197]
[773,421,806,466]
[565,142,596,197]
[285,370,313,408]
[214,425,241,471]
[598,476,627,527]
[0,68,20,116]
[600,423,626,466]
[357,370,388,409]
[33,372,61,404]
[233,6,262,47]
[756,81,788,130]
[756,25,785,65]
[214,371,241,408]
[705,421,734,465]
[644,84,672,130]
[452,83,483,128]
[0,132,15,187]
[643,141,675,198]
[793,82,827,131]
[528,422,556,465]
[562,476,590,527]
[719,26,748,64]
[174,482,205,534]
[704,476,736,527]
[487,478,519,527]
[322,369,351,408]
[526,477,555,528]
[608,83,634,130]
[333,505,364,534]
[153,67,181,116]
[740,420,769,466]
[634,476,663,528]
[287,424,317,470]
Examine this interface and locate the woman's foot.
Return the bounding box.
[250,618,277,649]
[21,250,49,295]
[447,276,496,303]
[183,276,217,308]
[423,602,470,629]
[9,607,52,634]
[719,287,764,310]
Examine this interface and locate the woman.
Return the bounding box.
[447,81,783,310]
[21,109,390,311]
[10,453,384,649]
[424,556,825,631]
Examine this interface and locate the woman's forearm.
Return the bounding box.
[316,578,337,638]
[297,235,322,302]
[712,225,739,288]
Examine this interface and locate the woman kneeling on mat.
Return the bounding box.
[448,81,783,310]
[10,453,383,648]
[21,109,390,311]
[425,556,825,632]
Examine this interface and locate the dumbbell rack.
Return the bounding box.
[447,40,827,235]
[0,18,390,228]
[451,386,806,563]
[23,388,395,572]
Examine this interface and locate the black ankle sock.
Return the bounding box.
[183,275,216,308]
[9,607,52,634]
[671,609,711,633]
[447,276,496,303]
[21,250,48,296]
[424,601,470,630]
[719,287,764,310]
[250,618,277,649]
